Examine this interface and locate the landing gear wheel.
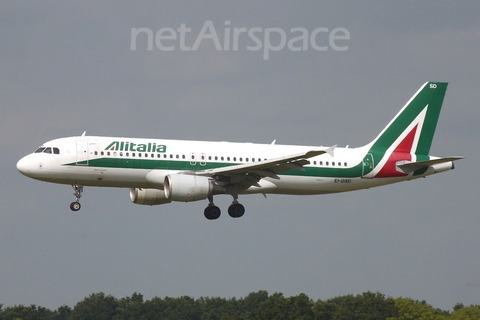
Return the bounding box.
[228,203,245,218]
[70,201,81,211]
[70,184,83,211]
[204,205,221,220]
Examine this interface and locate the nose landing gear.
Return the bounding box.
[70,184,83,211]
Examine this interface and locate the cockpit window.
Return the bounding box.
[34,147,60,154]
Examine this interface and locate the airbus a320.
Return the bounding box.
[17,82,463,220]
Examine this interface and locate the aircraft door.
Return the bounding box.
[76,141,89,165]
[362,153,374,179]
[190,153,207,166]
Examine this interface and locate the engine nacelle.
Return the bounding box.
[164,174,224,202]
[145,170,168,188]
[130,188,172,206]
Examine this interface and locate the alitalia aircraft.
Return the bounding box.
[17,82,462,219]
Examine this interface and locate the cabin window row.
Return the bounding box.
[312,160,348,167]
[93,151,348,167]
[94,151,265,162]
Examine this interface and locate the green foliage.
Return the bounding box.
[69,292,118,320]
[450,305,480,320]
[387,297,449,320]
[0,304,65,320]
[1,291,477,320]
[314,291,397,320]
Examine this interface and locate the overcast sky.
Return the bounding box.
[1,1,479,311]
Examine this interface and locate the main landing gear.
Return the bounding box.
[70,184,83,211]
[204,195,245,220]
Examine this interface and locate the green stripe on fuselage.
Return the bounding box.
[65,158,364,178]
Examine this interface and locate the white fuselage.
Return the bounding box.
[16,135,449,197]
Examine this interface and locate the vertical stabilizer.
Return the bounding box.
[361,82,448,177]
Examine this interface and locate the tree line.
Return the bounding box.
[1,291,479,320]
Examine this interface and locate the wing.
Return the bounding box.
[196,146,336,189]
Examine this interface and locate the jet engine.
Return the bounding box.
[164,174,224,202]
[130,188,172,205]
[145,169,168,188]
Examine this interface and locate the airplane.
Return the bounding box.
[17,82,463,220]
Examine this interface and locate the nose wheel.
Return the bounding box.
[70,184,83,211]
[70,201,81,211]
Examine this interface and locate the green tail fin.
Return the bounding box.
[367,82,448,156]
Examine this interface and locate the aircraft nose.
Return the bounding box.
[17,155,33,176]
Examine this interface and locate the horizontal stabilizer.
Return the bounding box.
[397,156,464,172]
